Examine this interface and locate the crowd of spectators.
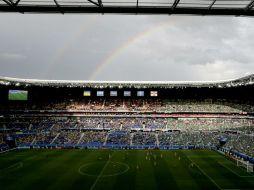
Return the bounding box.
[0,133,9,151]
[58,99,247,112]
[54,131,81,145]
[62,99,252,112]
[34,131,58,145]
[160,100,242,113]
[158,131,219,147]
[132,132,157,146]
[80,131,106,146]
[106,131,130,146]
[223,134,254,158]
[0,116,253,157]
[3,99,253,113]
[16,135,35,145]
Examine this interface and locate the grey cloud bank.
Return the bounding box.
[0,14,253,81]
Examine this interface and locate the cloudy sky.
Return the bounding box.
[0,14,253,81]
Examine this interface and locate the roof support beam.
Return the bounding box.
[246,0,254,11]
[99,0,104,14]
[171,0,180,11]
[87,0,103,13]
[98,0,103,8]
[2,0,13,6]
[14,0,20,6]
[87,0,103,8]
[14,0,21,6]
[2,0,23,13]
[87,0,100,7]
[208,0,217,10]
[136,0,139,13]
[2,0,21,7]
[0,5,254,16]
[53,0,59,7]
[53,0,64,14]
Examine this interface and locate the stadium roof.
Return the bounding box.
[0,0,254,16]
[0,74,253,88]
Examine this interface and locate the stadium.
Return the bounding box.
[0,74,254,190]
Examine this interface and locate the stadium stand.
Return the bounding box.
[0,75,253,161]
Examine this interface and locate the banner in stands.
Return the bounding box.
[124,91,131,97]
[150,91,158,97]
[110,91,117,97]
[97,91,104,97]
[83,91,91,97]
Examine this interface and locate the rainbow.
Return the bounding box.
[42,16,99,78]
[88,17,189,80]
[42,16,189,80]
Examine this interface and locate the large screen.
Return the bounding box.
[8,90,28,101]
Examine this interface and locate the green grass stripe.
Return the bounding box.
[1,149,254,190]
[112,150,137,190]
[190,150,253,190]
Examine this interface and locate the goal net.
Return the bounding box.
[237,159,254,173]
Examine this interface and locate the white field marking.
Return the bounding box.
[6,162,23,170]
[187,155,220,158]
[78,162,129,177]
[15,155,26,157]
[0,162,23,173]
[0,148,17,154]
[187,157,222,190]
[90,159,111,190]
[217,162,254,178]
[240,176,254,178]
[188,163,202,175]
[217,162,242,177]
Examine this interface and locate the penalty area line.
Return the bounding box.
[217,162,254,178]
[217,162,241,177]
[187,157,222,190]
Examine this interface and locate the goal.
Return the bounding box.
[237,159,254,173]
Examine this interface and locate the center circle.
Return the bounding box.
[78,161,129,177]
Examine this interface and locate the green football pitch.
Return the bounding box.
[1,149,254,190]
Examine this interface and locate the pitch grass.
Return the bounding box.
[1,149,254,190]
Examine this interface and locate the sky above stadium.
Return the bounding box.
[0,14,253,81]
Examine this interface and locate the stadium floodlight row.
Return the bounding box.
[0,74,253,88]
[0,0,254,16]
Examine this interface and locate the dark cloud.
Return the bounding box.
[0,14,253,81]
